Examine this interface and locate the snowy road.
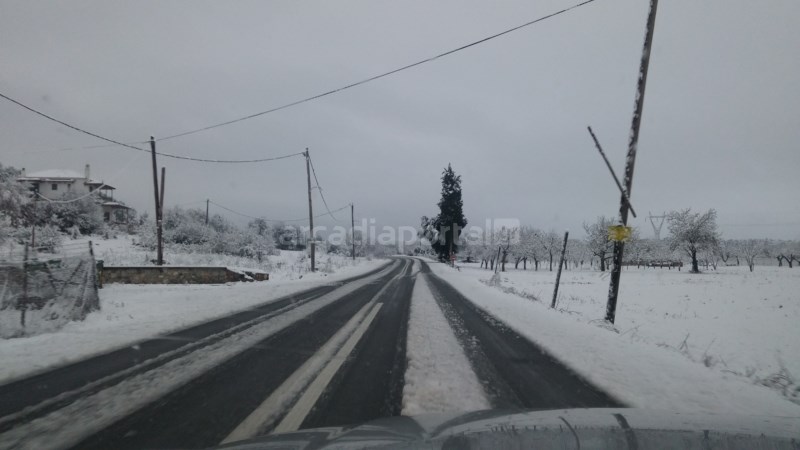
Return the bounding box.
[0,257,620,449]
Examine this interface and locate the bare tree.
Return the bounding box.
[539,229,561,271]
[667,208,720,273]
[512,226,541,270]
[786,247,799,268]
[716,239,737,266]
[772,240,799,268]
[494,227,518,272]
[566,238,588,269]
[583,216,614,271]
[740,239,767,272]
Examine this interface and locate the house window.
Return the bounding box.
[51,184,58,191]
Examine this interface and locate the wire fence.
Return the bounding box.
[0,241,100,338]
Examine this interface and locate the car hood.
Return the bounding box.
[216,408,800,449]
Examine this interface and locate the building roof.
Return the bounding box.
[18,169,113,189]
[22,169,84,179]
[102,202,131,209]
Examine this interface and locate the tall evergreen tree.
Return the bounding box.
[432,164,467,261]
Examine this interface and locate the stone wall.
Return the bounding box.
[99,266,268,285]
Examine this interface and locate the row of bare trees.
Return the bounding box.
[453,208,797,274]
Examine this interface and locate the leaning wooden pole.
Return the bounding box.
[552,230,569,309]
[606,0,659,324]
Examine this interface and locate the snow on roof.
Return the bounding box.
[23,169,84,179]
[102,202,130,208]
[19,170,113,188]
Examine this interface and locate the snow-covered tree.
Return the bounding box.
[716,239,739,266]
[667,208,720,273]
[0,163,30,229]
[739,239,767,272]
[429,164,467,261]
[538,229,561,272]
[583,216,614,271]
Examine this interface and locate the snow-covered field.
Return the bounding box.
[0,234,388,383]
[428,260,800,415]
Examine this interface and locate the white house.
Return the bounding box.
[17,164,132,223]
[17,164,114,200]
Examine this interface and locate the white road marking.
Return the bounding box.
[222,259,408,443]
[273,302,383,433]
[220,300,378,444]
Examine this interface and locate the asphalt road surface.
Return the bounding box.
[0,257,622,450]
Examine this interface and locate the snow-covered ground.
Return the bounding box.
[0,234,388,383]
[426,260,800,416]
[86,235,360,281]
[403,266,490,415]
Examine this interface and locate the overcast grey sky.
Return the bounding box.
[2,0,799,240]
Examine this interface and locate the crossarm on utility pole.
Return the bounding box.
[587,126,637,218]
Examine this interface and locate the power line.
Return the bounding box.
[155,0,599,142]
[0,91,305,164]
[2,0,596,161]
[0,92,150,153]
[208,199,349,223]
[308,155,340,222]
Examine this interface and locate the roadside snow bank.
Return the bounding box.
[403,273,490,415]
[425,260,800,416]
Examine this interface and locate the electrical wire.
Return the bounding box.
[307,155,340,222]
[208,199,349,223]
[2,0,596,159]
[155,0,599,142]
[0,91,305,164]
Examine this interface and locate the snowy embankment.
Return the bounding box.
[402,264,490,415]
[0,235,388,383]
[426,260,800,416]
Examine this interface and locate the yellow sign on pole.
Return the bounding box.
[608,225,633,242]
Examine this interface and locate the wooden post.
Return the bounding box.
[206,199,209,225]
[159,167,166,216]
[305,149,315,272]
[351,203,355,261]
[21,243,29,327]
[149,137,163,266]
[30,199,36,247]
[606,0,659,324]
[552,231,569,308]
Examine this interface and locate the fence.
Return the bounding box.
[0,241,100,338]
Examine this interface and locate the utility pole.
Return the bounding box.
[150,137,164,266]
[30,199,36,248]
[206,199,210,225]
[552,230,569,309]
[351,203,356,261]
[606,0,659,324]
[160,167,166,216]
[648,211,666,240]
[305,149,315,272]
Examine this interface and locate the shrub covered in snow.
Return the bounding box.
[137,206,278,259]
